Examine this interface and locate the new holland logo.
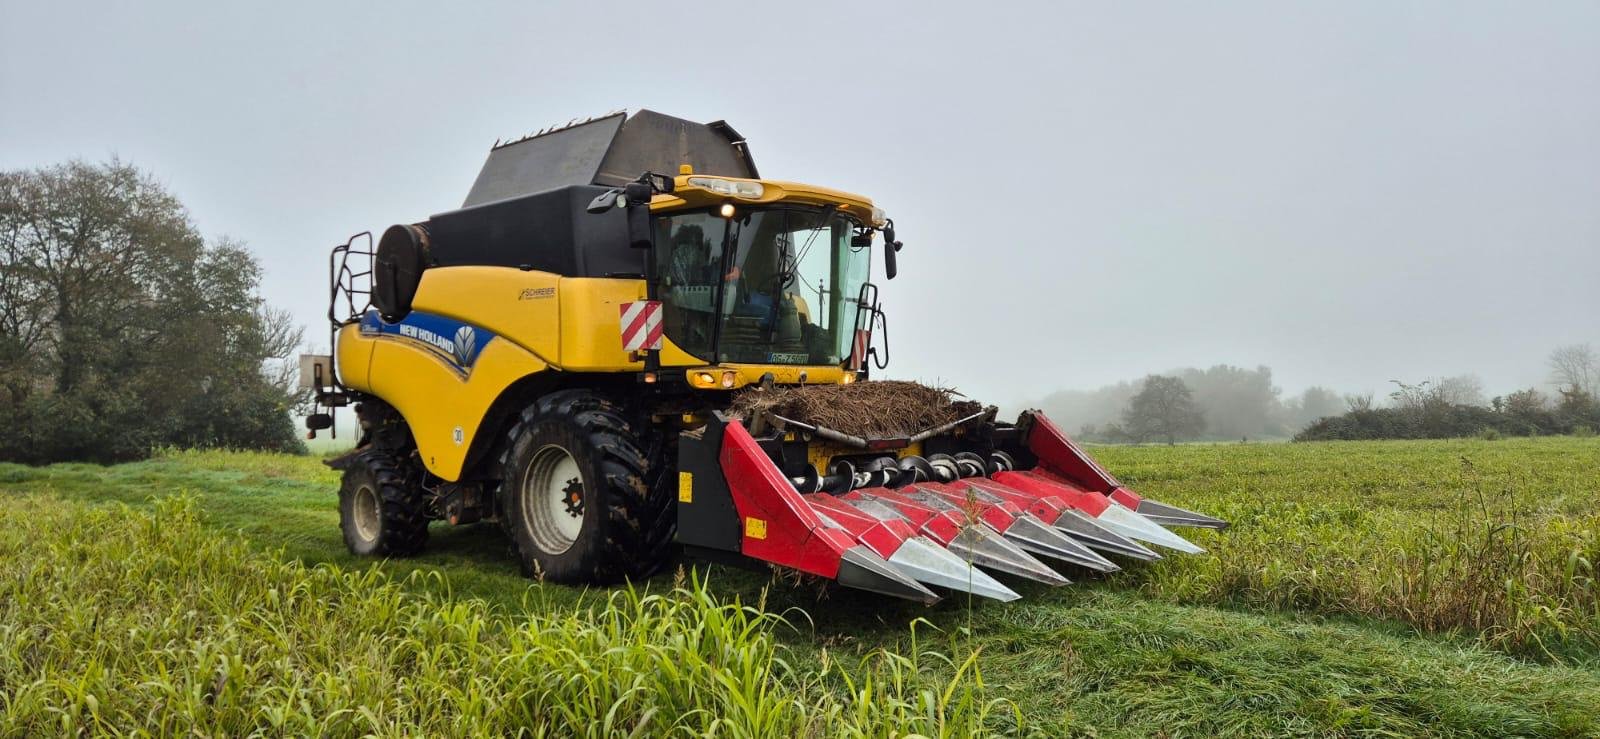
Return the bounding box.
[398,323,457,358]
[453,325,476,366]
[371,311,492,370]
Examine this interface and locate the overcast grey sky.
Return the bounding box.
[3,1,1596,407]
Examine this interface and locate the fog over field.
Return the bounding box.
[4,1,1596,408]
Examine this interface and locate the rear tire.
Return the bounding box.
[498,390,674,584]
[339,450,430,557]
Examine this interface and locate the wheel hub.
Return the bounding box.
[352,484,380,542]
[523,445,585,555]
[562,477,584,517]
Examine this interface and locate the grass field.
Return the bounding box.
[3,437,1599,736]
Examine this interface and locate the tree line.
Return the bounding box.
[1296,347,1600,441]
[1034,348,1600,445]
[1,159,304,464]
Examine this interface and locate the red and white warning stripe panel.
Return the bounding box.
[619,300,663,351]
[849,328,869,370]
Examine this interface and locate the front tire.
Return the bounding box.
[338,450,429,557]
[498,390,674,583]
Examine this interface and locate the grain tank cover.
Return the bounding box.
[462,109,760,207]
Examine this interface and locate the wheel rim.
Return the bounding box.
[523,444,585,555]
[352,483,380,542]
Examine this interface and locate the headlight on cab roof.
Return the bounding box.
[686,176,764,199]
[871,207,888,227]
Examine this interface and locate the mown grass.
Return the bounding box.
[2,437,1599,736]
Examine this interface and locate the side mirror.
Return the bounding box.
[882,220,902,280]
[586,189,622,214]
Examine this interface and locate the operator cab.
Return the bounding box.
[653,204,869,366]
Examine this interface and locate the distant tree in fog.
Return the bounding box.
[1549,344,1599,397]
[1281,386,1345,433]
[1178,365,1281,439]
[1123,375,1205,445]
[1035,381,1138,437]
[1435,375,1486,407]
[1298,386,1345,419]
[1033,365,1368,442]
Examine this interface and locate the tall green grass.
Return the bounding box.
[0,494,1017,737]
[6,439,1600,735]
[1094,437,1600,660]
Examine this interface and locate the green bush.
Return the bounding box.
[1296,403,1597,441]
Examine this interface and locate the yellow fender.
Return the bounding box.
[337,319,548,481]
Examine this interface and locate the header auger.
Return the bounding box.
[304,109,1227,604]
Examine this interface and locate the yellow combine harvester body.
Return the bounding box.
[308,110,1225,603]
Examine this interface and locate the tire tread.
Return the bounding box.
[339,450,429,557]
[497,389,675,583]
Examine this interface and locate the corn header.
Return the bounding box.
[304,110,1226,604]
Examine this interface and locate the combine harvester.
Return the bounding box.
[304,110,1226,604]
